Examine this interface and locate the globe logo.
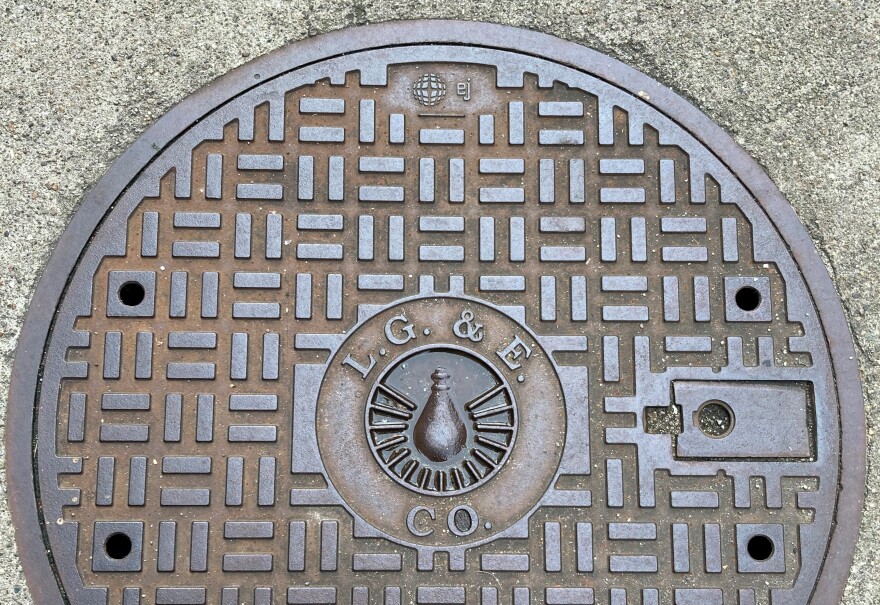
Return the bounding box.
[412,73,447,106]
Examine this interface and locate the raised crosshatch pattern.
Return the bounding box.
[40,50,837,605]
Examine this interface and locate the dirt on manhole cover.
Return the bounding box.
[6,20,866,605]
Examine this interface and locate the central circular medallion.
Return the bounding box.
[366,346,517,496]
[316,294,567,548]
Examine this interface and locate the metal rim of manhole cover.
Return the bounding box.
[5,19,866,605]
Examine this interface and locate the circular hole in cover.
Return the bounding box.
[697,401,734,438]
[118,281,146,307]
[104,532,133,560]
[747,534,775,561]
[735,286,762,312]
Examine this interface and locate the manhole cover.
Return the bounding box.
[6,20,865,605]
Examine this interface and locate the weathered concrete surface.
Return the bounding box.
[0,1,877,602]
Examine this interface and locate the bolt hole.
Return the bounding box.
[747,534,774,561]
[104,532,133,560]
[735,286,761,312]
[697,401,734,438]
[118,281,146,307]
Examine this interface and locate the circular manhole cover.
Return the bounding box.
[6,20,865,605]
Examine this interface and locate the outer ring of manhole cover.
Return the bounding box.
[6,20,865,605]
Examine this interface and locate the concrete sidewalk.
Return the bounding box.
[0,1,878,602]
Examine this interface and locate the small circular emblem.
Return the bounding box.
[412,73,447,106]
[366,346,517,496]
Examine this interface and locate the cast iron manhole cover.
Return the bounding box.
[7,20,866,605]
